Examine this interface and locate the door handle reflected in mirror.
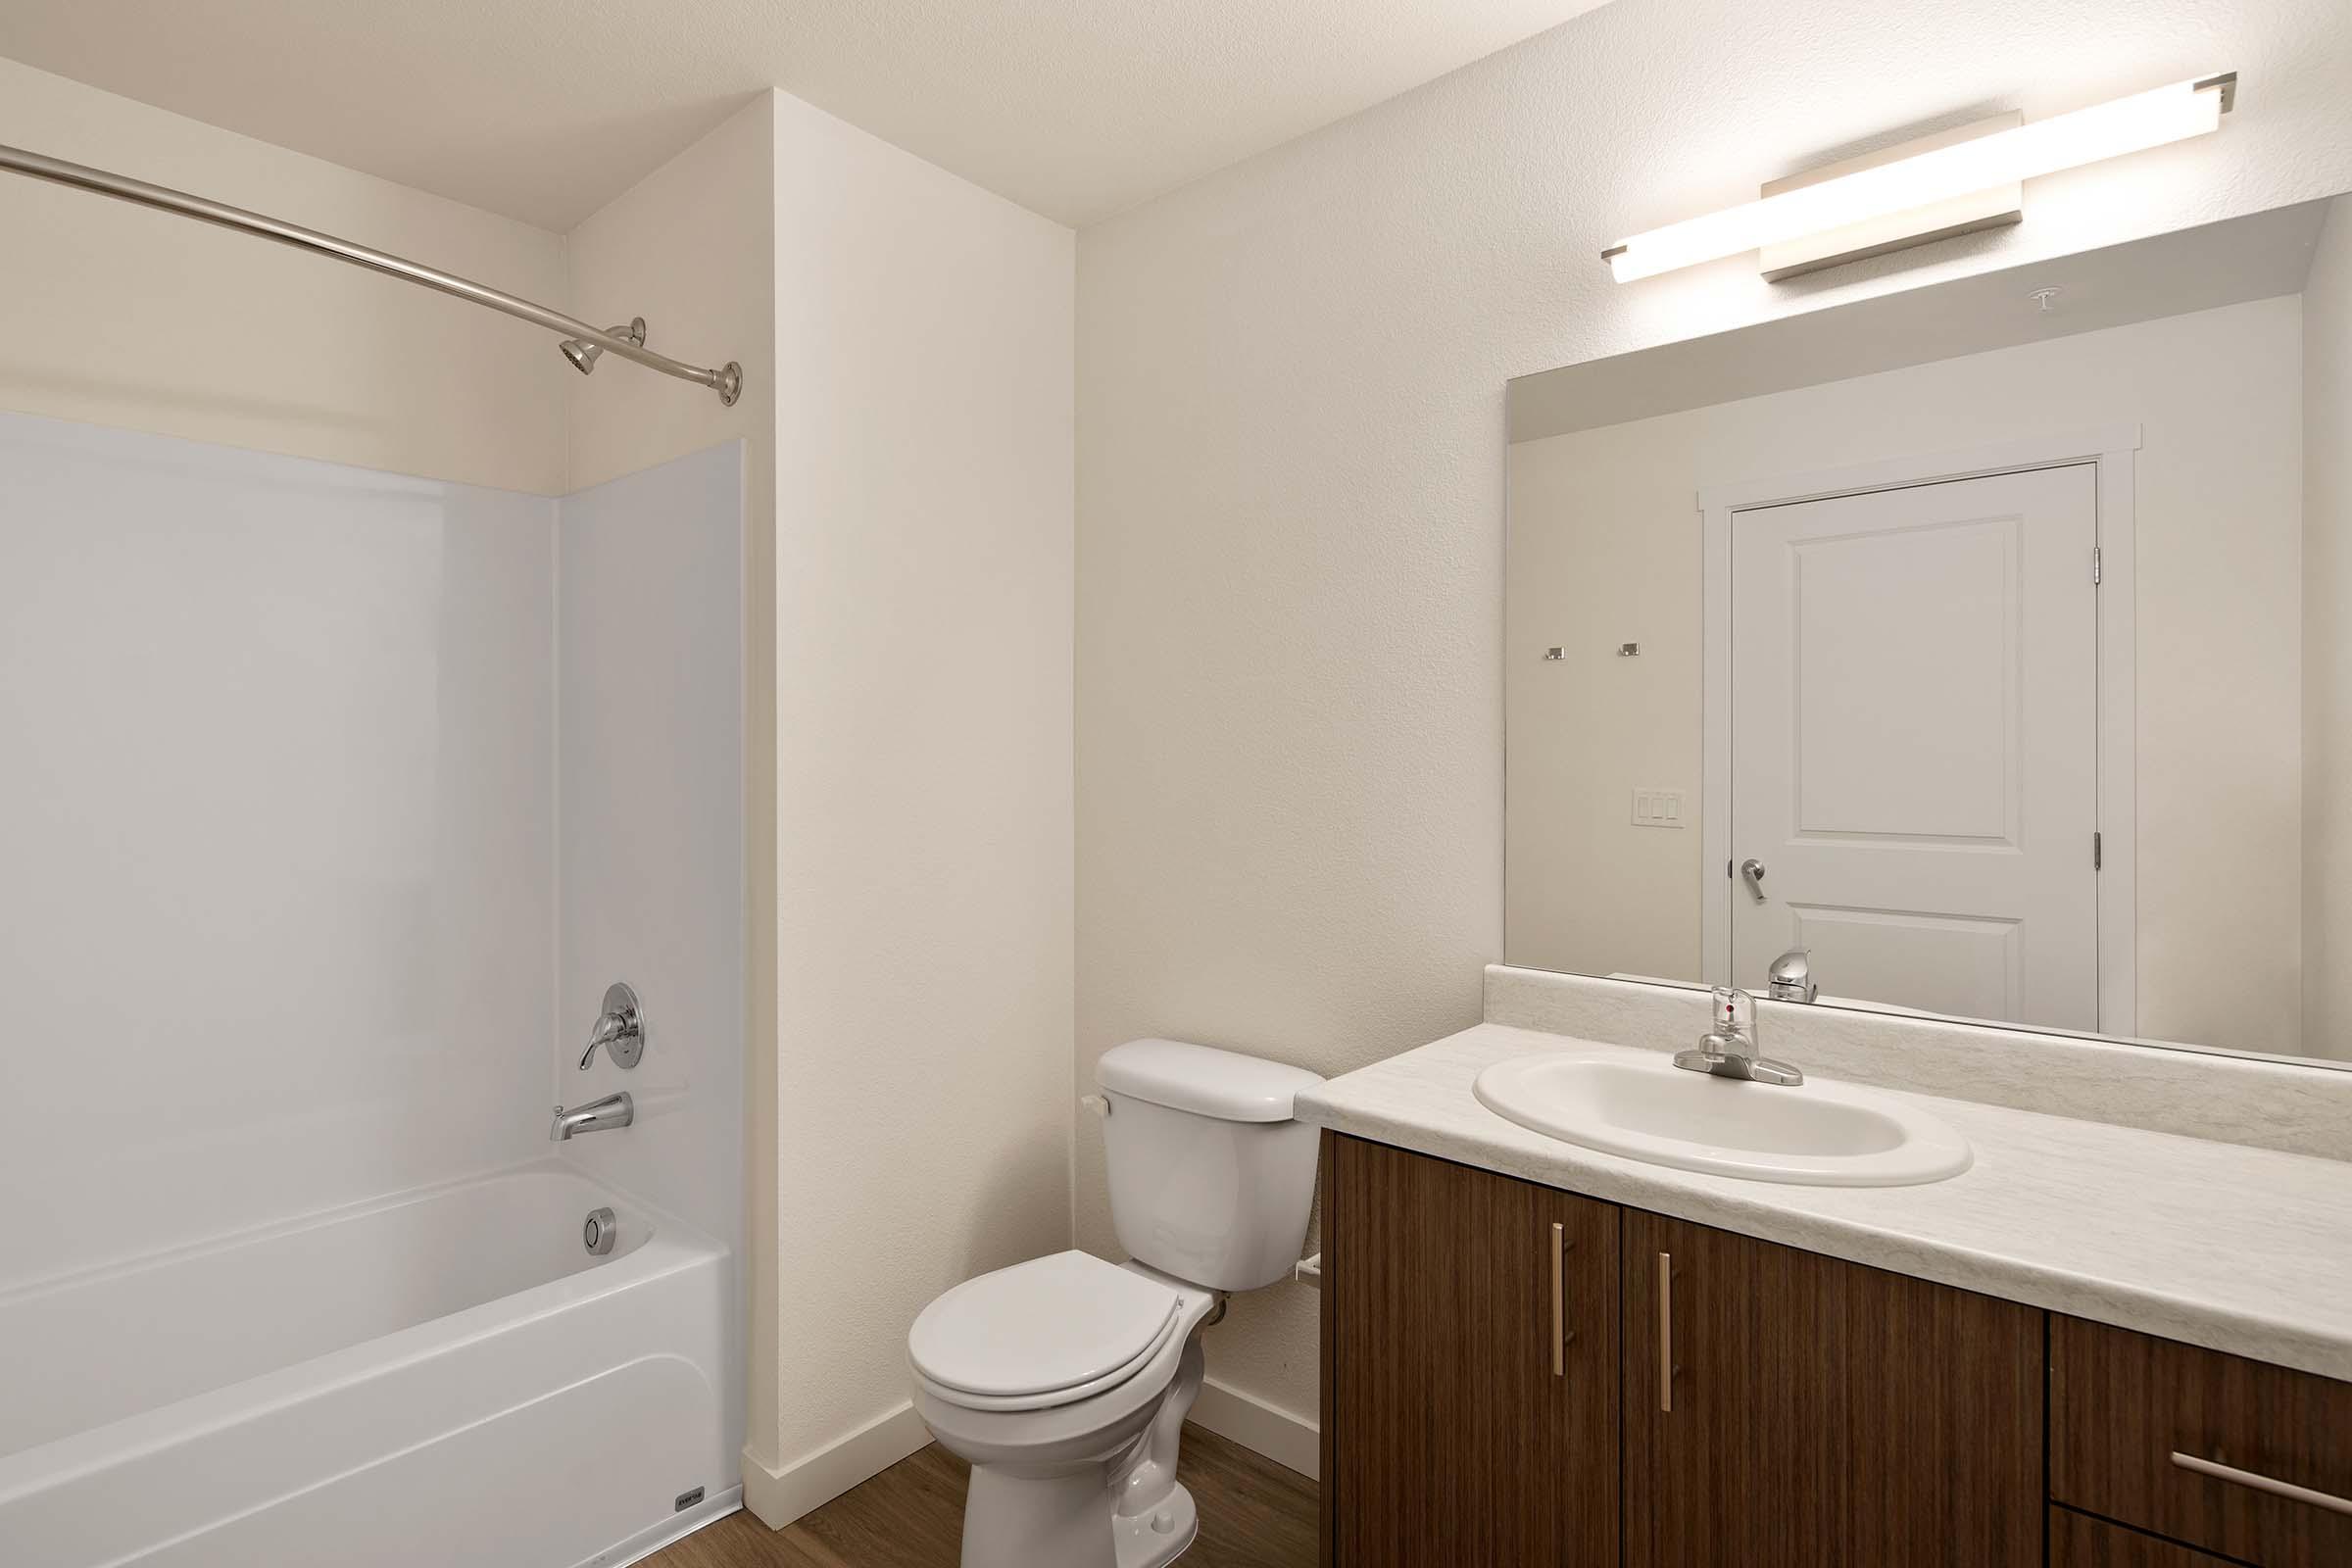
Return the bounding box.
[1740,858,1768,904]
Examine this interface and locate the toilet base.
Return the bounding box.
[924,1271,1221,1568]
[1113,1482,1198,1567]
[955,1470,1197,1568]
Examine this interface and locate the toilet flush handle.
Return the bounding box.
[1079,1094,1112,1118]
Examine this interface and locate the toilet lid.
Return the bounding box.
[909,1251,1180,1402]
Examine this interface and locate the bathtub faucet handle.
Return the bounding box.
[577,981,644,1070]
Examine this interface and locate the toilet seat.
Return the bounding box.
[910,1251,1183,1413]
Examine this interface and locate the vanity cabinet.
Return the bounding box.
[1323,1132,2352,1565]
[1325,1135,2055,1567]
[1621,1209,2043,1567]
[1320,1134,1619,1567]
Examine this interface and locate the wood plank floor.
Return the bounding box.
[647,1425,1316,1568]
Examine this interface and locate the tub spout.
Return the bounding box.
[551,1092,633,1142]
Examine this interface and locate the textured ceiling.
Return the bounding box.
[0,0,1615,231]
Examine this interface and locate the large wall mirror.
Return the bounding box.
[1506,193,2352,1068]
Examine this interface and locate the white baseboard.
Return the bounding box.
[740,1401,932,1528]
[1190,1377,1318,1481]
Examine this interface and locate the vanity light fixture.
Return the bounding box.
[1602,72,2237,283]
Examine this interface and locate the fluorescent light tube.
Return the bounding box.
[1604,73,2234,283]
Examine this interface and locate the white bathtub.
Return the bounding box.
[0,1163,736,1567]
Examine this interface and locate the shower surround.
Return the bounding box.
[0,413,746,1565]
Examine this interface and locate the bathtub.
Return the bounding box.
[0,1162,736,1567]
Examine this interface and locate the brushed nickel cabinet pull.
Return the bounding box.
[1549,1221,1566,1376]
[1549,1223,1564,1376]
[1657,1250,1674,1413]
[2171,1451,2352,1517]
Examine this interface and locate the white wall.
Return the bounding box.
[2306,197,2352,1060]
[556,86,1080,1524]
[1508,297,2308,1056]
[1075,0,2352,1433]
[556,441,747,1461]
[564,97,776,503]
[554,92,783,1480]
[0,412,555,1291]
[0,58,567,495]
[554,88,1081,1521]
[1507,427,1707,988]
[747,90,1076,1522]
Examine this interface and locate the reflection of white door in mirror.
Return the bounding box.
[1507,199,2351,1065]
[1724,466,2100,1029]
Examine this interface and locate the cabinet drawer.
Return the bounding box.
[2051,1317,2352,1566]
[2048,1506,2241,1566]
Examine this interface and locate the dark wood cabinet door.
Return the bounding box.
[1321,1134,1619,1568]
[1621,1210,2042,1568]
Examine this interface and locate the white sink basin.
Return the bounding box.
[1473,1052,1972,1187]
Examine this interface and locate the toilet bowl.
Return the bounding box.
[907,1040,1323,1568]
[911,1252,1223,1568]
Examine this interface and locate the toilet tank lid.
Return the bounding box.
[1097,1039,1324,1123]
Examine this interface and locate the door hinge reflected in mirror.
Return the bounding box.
[2094,831,2103,870]
[2092,545,2102,585]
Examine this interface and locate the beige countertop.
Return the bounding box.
[1296,1022,2352,1382]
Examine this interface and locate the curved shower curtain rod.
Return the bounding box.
[0,141,744,406]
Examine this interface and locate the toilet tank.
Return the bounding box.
[1095,1039,1325,1292]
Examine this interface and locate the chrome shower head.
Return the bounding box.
[560,317,647,375]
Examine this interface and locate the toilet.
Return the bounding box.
[906,1039,1324,1568]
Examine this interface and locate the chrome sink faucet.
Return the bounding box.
[1767,948,1818,1004]
[1674,987,1804,1086]
[551,1092,633,1141]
